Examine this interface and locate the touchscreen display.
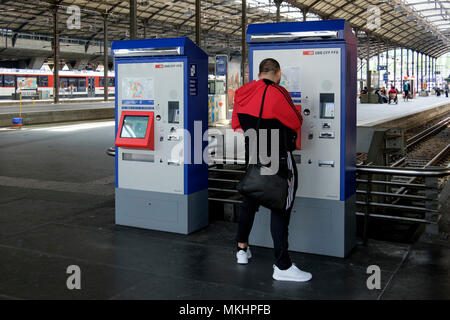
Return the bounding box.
[120,115,149,138]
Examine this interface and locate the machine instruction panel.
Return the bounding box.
[117,61,185,194]
[253,48,342,200]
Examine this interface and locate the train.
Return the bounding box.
[0,68,115,100]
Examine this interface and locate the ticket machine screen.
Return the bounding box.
[120,115,149,138]
[115,111,155,150]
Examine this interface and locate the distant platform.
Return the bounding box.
[0,101,114,127]
[357,95,450,128]
[0,96,115,107]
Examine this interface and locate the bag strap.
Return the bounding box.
[256,84,269,132]
[256,83,289,161]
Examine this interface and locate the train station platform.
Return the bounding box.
[0,121,449,299]
[0,96,115,106]
[357,95,450,128]
[0,100,114,127]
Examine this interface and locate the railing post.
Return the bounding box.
[424,176,439,235]
[363,172,372,245]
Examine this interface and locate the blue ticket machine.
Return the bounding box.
[247,20,357,257]
[112,37,208,234]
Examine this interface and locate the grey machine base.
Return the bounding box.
[115,188,208,235]
[249,195,356,258]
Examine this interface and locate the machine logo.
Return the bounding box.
[155,64,164,68]
[190,64,197,77]
[303,50,315,55]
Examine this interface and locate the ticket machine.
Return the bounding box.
[247,20,357,257]
[112,37,208,234]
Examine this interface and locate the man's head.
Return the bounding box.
[258,58,282,84]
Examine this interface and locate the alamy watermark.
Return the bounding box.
[366,5,381,31]
[366,265,381,290]
[66,5,81,30]
[170,122,281,175]
[66,265,81,290]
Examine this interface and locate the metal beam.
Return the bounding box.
[52,3,59,104]
[195,0,200,45]
[274,0,283,22]
[103,13,108,102]
[130,0,137,39]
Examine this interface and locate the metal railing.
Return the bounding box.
[356,165,450,245]
[106,146,450,244]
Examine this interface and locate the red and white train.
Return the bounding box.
[0,68,115,99]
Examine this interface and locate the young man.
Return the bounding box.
[231,58,312,282]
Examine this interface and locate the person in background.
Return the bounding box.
[403,81,410,102]
[435,86,441,97]
[232,58,311,282]
[388,86,398,104]
[445,83,449,98]
[360,86,368,94]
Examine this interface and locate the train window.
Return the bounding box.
[78,78,86,91]
[60,77,68,88]
[68,78,78,91]
[100,77,115,87]
[4,75,15,87]
[37,76,48,87]
[0,75,3,87]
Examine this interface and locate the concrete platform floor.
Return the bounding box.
[0,121,449,300]
[0,100,114,115]
[357,95,450,127]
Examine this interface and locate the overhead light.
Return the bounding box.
[184,10,193,16]
[394,7,402,12]
[406,15,414,20]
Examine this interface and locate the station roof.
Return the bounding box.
[0,0,449,59]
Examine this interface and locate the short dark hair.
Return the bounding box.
[259,58,280,75]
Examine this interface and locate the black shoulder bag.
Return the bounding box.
[236,85,289,211]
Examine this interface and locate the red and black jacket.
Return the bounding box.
[232,78,303,155]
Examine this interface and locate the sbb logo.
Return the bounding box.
[155,64,164,68]
[303,51,315,56]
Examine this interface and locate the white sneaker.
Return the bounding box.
[272,264,312,282]
[236,247,252,264]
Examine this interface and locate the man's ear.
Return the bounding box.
[277,70,282,82]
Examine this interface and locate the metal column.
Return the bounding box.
[241,0,247,85]
[400,48,403,88]
[52,5,59,104]
[366,35,371,90]
[130,0,137,40]
[406,49,409,76]
[428,55,431,89]
[393,47,396,89]
[416,51,419,92]
[275,0,283,23]
[195,0,201,46]
[360,58,363,88]
[425,55,427,89]
[103,14,108,102]
[386,47,389,87]
[143,20,147,39]
[377,45,380,88]
[421,53,423,90]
